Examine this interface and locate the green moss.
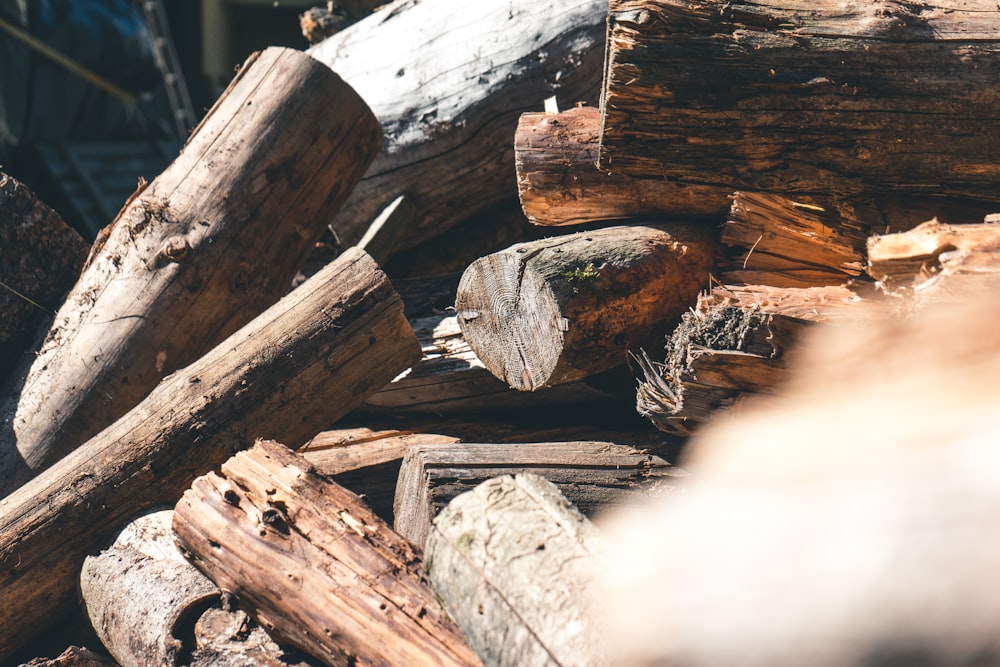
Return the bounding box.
[562,262,601,292]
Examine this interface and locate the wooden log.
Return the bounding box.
[721,191,869,288]
[0,47,381,494]
[20,646,117,667]
[394,440,685,549]
[425,473,608,667]
[0,248,420,662]
[307,0,607,253]
[456,223,719,390]
[81,509,316,667]
[636,283,880,434]
[515,106,732,225]
[598,295,1000,667]
[173,439,483,667]
[599,0,1000,207]
[0,172,88,379]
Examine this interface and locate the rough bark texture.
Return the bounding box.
[425,473,608,667]
[636,283,880,434]
[456,223,719,390]
[81,509,316,667]
[600,296,1000,667]
[516,106,731,225]
[0,47,381,495]
[868,218,1000,306]
[599,1,1000,206]
[721,191,869,288]
[0,249,420,662]
[307,0,607,253]
[394,440,685,549]
[19,646,118,667]
[0,172,88,379]
[173,439,483,667]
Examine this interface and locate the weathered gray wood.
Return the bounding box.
[81,509,316,667]
[394,440,685,548]
[456,223,719,390]
[599,0,1000,207]
[516,106,731,225]
[0,47,381,495]
[0,249,420,662]
[308,0,607,253]
[173,439,483,667]
[0,172,87,379]
[425,473,608,667]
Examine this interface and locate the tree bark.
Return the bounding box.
[81,509,317,667]
[307,0,607,253]
[636,283,881,433]
[395,441,684,549]
[456,223,719,390]
[0,172,88,380]
[0,47,381,494]
[599,0,1000,206]
[0,248,420,662]
[425,473,608,667]
[516,106,731,225]
[721,191,869,288]
[173,439,483,667]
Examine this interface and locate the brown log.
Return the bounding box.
[0,172,88,379]
[81,509,317,667]
[425,473,608,667]
[599,0,1000,208]
[307,0,607,254]
[173,439,483,667]
[0,248,420,662]
[394,440,685,549]
[599,295,1000,667]
[20,647,118,667]
[515,106,731,225]
[0,47,381,495]
[721,191,869,288]
[636,283,880,434]
[456,223,719,391]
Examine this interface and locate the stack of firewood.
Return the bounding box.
[4,0,1000,665]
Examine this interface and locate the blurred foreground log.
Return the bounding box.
[173,439,483,667]
[426,473,607,667]
[0,47,381,495]
[0,249,419,662]
[456,224,718,390]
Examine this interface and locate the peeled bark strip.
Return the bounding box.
[456,224,719,390]
[0,46,381,494]
[173,439,483,667]
[395,441,684,549]
[425,473,608,667]
[721,191,868,288]
[0,172,88,379]
[81,510,315,667]
[308,0,607,253]
[516,106,731,225]
[636,283,879,434]
[0,249,420,662]
[599,1,1000,204]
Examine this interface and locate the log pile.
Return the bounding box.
[4,0,1000,664]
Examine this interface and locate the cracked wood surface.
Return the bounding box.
[173,439,482,667]
[425,473,607,667]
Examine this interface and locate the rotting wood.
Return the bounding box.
[394,440,685,549]
[0,172,88,380]
[0,249,420,662]
[425,473,608,667]
[173,439,483,667]
[456,223,719,390]
[516,106,731,225]
[599,1,1000,207]
[0,47,381,495]
[308,0,607,253]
